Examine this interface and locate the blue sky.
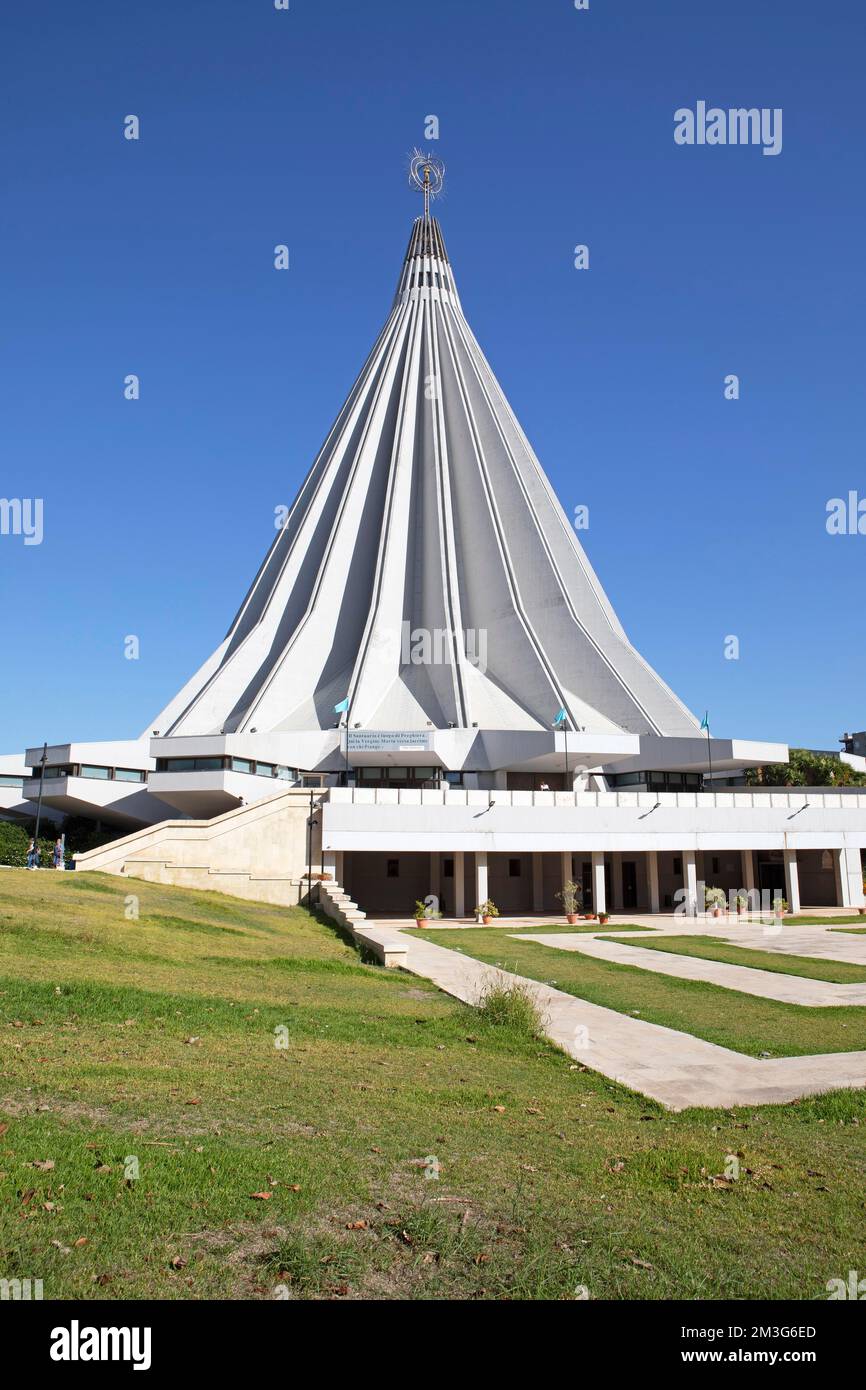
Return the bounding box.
[1,0,864,752]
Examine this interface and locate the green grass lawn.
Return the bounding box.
[602,934,866,985]
[832,928,866,936]
[787,915,866,925]
[404,922,655,935]
[1,871,865,1301]
[422,928,866,1059]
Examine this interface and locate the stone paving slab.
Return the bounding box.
[363,924,866,1111]
[514,933,866,1007]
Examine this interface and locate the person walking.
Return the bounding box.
[53,837,65,870]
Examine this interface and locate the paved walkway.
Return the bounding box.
[361,923,866,1111]
[515,933,866,1006]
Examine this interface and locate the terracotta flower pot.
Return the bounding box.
[482,915,492,925]
[583,913,596,921]
[415,919,429,928]
[598,915,609,925]
[566,913,579,925]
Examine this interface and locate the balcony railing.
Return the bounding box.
[327,787,866,811]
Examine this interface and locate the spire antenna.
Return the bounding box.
[408,148,445,219]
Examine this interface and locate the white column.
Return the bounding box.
[834,849,847,907]
[532,853,544,913]
[646,850,660,914]
[846,848,866,908]
[454,852,465,918]
[783,849,801,914]
[612,852,624,910]
[592,851,606,915]
[683,849,698,916]
[475,851,488,914]
[741,849,756,895]
[429,853,441,911]
[835,847,863,908]
[560,850,572,900]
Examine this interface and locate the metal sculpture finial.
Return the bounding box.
[408,148,445,219]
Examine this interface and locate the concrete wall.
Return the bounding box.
[73,788,319,907]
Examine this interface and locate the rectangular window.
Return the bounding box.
[386,859,399,878]
[443,858,454,878]
[0,774,24,787]
[673,856,682,876]
[114,767,146,783]
[508,858,521,877]
[711,856,720,876]
[231,758,254,775]
[275,766,296,781]
[359,767,381,781]
[80,766,111,780]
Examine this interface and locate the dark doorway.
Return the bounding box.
[581,860,592,909]
[622,860,637,910]
[758,860,786,901]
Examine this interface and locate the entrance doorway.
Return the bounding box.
[758,860,786,902]
[622,860,637,910]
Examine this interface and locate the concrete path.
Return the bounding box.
[362,924,866,1111]
[515,933,866,1007]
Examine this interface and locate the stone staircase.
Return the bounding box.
[317,881,408,969]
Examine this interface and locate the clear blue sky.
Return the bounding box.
[2,0,864,753]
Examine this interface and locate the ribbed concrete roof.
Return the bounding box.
[151,216,699,741]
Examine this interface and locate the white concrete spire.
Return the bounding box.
[150,214,700,741]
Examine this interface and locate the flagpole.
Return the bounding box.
[703,712,713,789]
[343,697,350,788]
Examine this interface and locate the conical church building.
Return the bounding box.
[15,180,865,919]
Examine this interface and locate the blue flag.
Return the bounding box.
[553,708,567,727]
[334,697,349,714]
[700,711,710,732]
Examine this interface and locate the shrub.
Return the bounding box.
[746,749,866,788]
[555,879,582,915]
[0,822,57,867]
[476,980,544,1037]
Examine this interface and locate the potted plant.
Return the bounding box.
[773,897,789,920]
[556,878,582,925]
[582,911,597,921]
[705,886,726,918]
[597,910,610,925]
[413,901,442,928]
[474,899,499,926]
[735,892,748,917]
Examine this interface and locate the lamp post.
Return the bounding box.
[33,742,48,863]
[306,788,319,907]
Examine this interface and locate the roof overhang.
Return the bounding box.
[603,736,790,776]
